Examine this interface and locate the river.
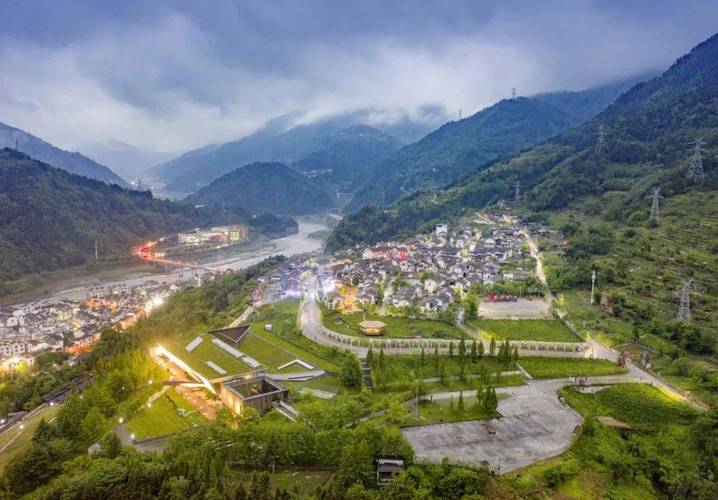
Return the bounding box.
[38,219,328,304]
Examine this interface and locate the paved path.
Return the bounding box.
[402,374,638,473]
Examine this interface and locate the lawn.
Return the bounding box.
[518,357,627,379]
[126,388,207,439]
[404,394,507,425]
[469,319,582,342]
[163,332,252,380]
[322,309,467,339]
[0,404,60,472]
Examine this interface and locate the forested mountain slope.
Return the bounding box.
[330,34,717,248]
[346,76,648,212]
[292,125,400,193]
[0,122,128,187]
[0,149,295,288]
[153,110,437,193]
[186,162,337,215]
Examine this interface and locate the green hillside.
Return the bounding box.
[0,149,295,289]
[0,121,128,187]
[292,125,400,193]
[186,161,337,215]
[346,76,647,212]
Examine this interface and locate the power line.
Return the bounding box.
[596,124,606,157]
[687,137,705,181]
[677,279,693,323]
[647,187,663,223]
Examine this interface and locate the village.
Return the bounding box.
[0,280,184,371]
[318,214,546,320]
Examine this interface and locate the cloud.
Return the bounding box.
[0,0,715,154]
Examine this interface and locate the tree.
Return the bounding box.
[340,357,363,389]
[378,348,385,370]
[465,298,478,320]
[478,341,484,358]
[471,340,477,362]
[459,338,466,359]
[449,343,454,358]
[457,391,465,414]
[336,440,375,488]
[489,337,496,357]
[366,347,374,367]
[512,346,519,362]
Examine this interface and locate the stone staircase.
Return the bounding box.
[360,358,373,390]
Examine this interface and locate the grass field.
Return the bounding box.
[322,309,467,339]
[164,332,252,379]
[469,319,582,342]
[518,357,627,379]
[126,388,206,439]
[0,404,61,472]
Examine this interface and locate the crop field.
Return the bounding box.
[518,357,627,379]
[469,319,582,342]
[322,310,466,339]
[164,332,252,380]
[126,388,207,439]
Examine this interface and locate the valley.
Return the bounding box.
[1,8,717,498]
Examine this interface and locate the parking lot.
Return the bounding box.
[401,380,582,473]
[479,298,551,319]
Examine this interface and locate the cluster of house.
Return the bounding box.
[255,261,310,304]
[321,219,534,316]
[0,280,189,364]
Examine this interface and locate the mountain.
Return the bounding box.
[0,149,296,288]
[0,122,129,187]
[346,75,650,212]
[82,139,177,180]
[186,162,337,215]
[329,35,717,249]
[152,109,444,193]
[292,125,401,192]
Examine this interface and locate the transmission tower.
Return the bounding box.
[514,181,521,202]
[687,137,705,181]
[647,187,662,222]
[677,279,693,323]
[596,124,606,157]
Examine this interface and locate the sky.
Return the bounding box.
[0,0,716,155]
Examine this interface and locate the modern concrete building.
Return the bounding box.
[219,375,288,415]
